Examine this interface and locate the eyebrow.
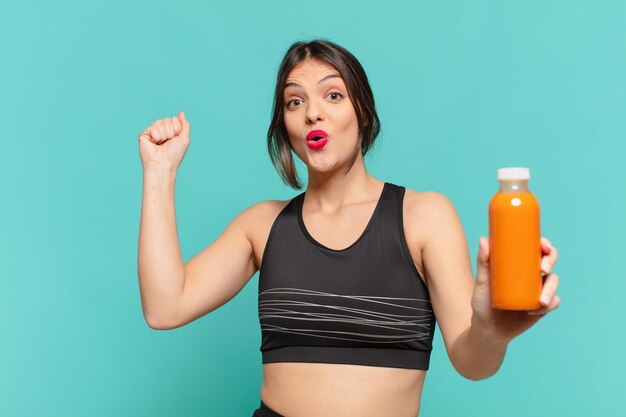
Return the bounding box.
[284,73,342,90]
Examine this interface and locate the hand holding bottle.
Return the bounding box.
[472,235,560,345]
[138,112,190,172]
[470,167,561,345]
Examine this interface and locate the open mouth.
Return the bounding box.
[306,130,329,149]
[306,129,329,141]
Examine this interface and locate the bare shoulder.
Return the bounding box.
[403,188,457,227]
[404,187,467,265]
[402,188,460,284]
[240,198,292,232]
[405,188,462,239]
[238,197,293,269]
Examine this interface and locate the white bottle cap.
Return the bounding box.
[497,167,530,180]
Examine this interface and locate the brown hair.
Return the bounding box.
[267,39,381,189]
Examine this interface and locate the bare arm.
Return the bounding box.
[172,202,260,329]
[136,112,260,330]
[137,168,262,330]
[411,192,506,380]
[413,192,560,380]
[137,167,186,329]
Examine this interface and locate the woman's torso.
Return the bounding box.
[247,184,431,417]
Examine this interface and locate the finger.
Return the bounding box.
[540,238,558,274]
[179,111,190,136]
[152,120,164,143]
[475,236,490,284]
[539,273,560,307]
[164,118,175,138]
[526,308,546,316]
[139,126,153,142]
[541,237,553,254]
[541,256,552,275]
[548,294,561,312]
[147,125,160,141]
[528,294,561,316]
[542,238,558,261]
[172,115,182,136]
[478,236,490,264]
[544,241,558,268]
[140,125,160,143]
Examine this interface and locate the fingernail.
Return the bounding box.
[541,259,550,273]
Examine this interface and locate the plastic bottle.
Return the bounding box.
[488,167,542,310]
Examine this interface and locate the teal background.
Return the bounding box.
[1,0,624,416]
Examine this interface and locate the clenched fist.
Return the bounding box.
[138,112,191,172]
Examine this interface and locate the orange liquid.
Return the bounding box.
[488,192,542,310]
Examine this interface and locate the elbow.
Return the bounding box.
[144,310,178,330]
[459,371,495,381]
[146,317,173,330]
[453,361,501,381]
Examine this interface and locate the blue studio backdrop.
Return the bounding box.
[1,1,624,416]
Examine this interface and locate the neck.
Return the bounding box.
[498,180,529,193]
[304,156,383,211]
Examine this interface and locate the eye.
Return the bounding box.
[286,98,302,109]
[328,92,344,101]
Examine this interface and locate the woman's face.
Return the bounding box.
[283,58,360,174]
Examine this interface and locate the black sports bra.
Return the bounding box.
[257,182,436,370]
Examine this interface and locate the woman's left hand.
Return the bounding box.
[471,237,561,345]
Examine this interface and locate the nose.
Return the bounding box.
[305,100,323,124]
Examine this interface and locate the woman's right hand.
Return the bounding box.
[138,112,191,172]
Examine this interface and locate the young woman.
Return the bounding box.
[137,40,560,417]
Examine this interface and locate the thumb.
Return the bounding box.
[178,111,190,136]
[476,236,491,284]
[139,126,158,144]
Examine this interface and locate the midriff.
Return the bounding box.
[260,362,426,417]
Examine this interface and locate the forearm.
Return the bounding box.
[448,320,509,381]
[137,167,185,328]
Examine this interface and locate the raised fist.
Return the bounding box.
[138,112,191,172]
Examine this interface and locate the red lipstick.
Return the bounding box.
[306,130,329,150]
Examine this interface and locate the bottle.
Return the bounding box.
[488,167,542,310]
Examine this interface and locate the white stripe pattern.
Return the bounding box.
[259,288,433,343]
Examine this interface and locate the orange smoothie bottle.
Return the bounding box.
[489,167,542,310]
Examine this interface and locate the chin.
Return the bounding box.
[307,159,344,175]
